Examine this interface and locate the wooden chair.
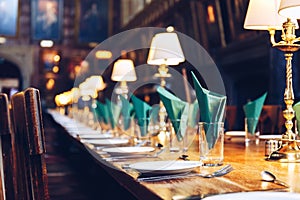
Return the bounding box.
[0,93,14,200]
[225,105,237,131]
[10,88,49,200]
[259,105,282,134]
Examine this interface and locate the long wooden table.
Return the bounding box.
[48,110,300,200]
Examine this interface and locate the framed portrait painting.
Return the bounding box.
[0,0,19,37]
[31,0,63,41]
[76,0,109,44]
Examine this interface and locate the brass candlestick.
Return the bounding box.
[267,18,300,162]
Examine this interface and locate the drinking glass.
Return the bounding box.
[135,118,151,146]
[198,122,224,166]
[118,115,135,138]
[244,117,260,145]
[168,118,197,153]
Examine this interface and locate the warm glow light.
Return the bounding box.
[111,59,137,82]
[86,75,106,91]
[53,55,60,62]
[40,40,54,47]
[88,42,98,48]
[144,95,150,102]
[244,0,298,30]
[55,94,71,106]
[0,37,6,44]
[279,0,300,19]
[95,50,112,59]
[82,95,91,102]
[147,32,185,66]
[207,5,216,23]
[74,65,81,75]
[166,26,174,32]
[46,79,55,90]
[52,66,59,73]
[79,81,96,99]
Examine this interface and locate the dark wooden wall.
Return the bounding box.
[120,0,300,129]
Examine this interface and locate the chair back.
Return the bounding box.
[10,88,49,200]
[0,93,14,200]
[225,105,237,131]
[259,105,282,134]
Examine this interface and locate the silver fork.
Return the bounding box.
[137,164,233,182]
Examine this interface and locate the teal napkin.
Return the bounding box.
[131,94,152,136]
[191,72,226,123]
[105,98,121,129]
[191,72,227,149]
[120,95,135,130]
[95,101,109,125]
[243,93,267,134]
[293,101,300,134]
[157,86,189,141]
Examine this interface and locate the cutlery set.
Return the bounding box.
[137,164,234,182]
[98,146,234,182]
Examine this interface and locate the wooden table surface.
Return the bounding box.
[48,110,300,200]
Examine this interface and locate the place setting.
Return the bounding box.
[134,163,233,182]
[121,79,234,182]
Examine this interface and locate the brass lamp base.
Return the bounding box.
[267,139,300,162]
[155,64,171,135]
[273,43,300,52]
[265,19,300,163]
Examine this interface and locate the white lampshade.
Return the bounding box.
[79,81,95,98]
[86,75,106,91]
[279,0,300,19]
[111,59,137,82]
[244,0,288,30]
[147,32,185,66]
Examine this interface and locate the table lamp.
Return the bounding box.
[69,87,80,119]
[147,27,185,88]
[79,76,106,127]
[87,75,106,92]
[244,0,300,162]
[111,59,137,99]
[147,27,185,135]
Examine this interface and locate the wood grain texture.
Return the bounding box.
[11,91,31,200]
[11,88,49,200]
[0,94,14,200]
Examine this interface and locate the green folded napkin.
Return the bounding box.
[120,95,135,130]
[191,72,226,149]
[105,98,121,129]
[130,94,152,136]
[293,101,300,133]
[191,72,227,123]
[243,93,267,134]
[95,101,109,125]
[157,86,189,141]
